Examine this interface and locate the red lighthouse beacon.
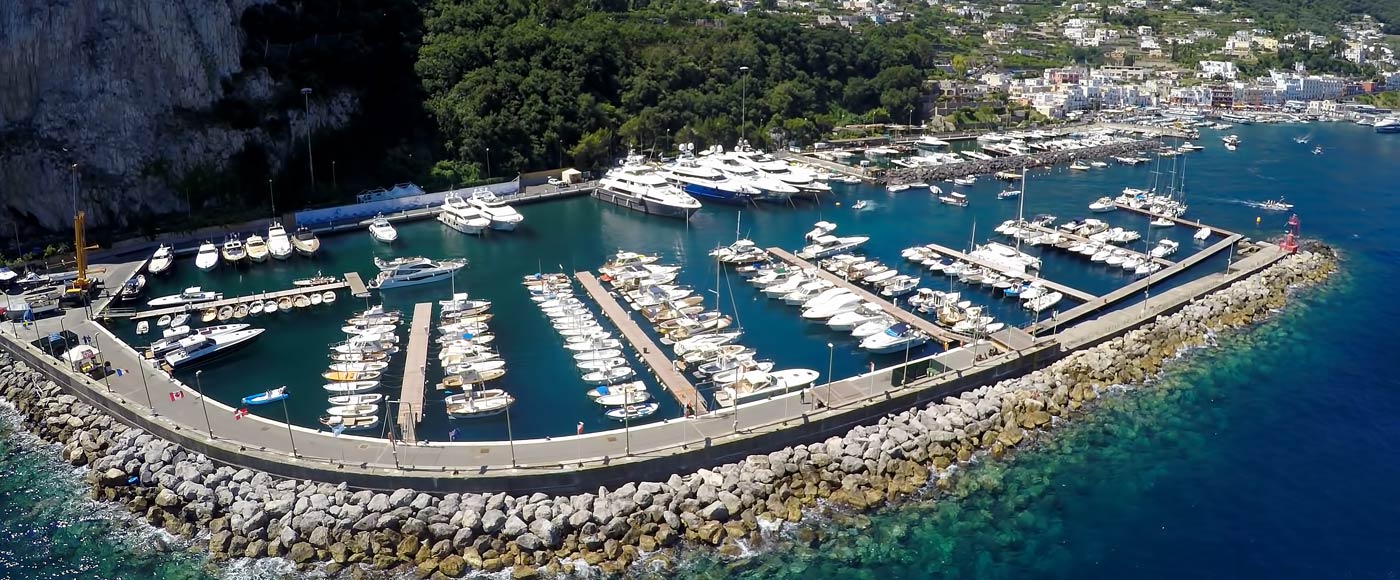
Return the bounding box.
[1280,214,1300,253]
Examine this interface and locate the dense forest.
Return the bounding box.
[1234,0,1400,34]
[415,0,958,178]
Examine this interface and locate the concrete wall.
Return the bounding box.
[293,181,520,227]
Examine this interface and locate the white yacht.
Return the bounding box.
[597,159,702,219]
[148,286,221,307]
[859,323,928,354]
[291,226,320,256]
[369,257,466,290]
[164,328,265,368]
[438,192,491,235]
[714,368,820,407]
[662,154,759,205]
[220,235,246,264]
[368,215,398,243]
[970,241,1041,272]
[266,222,293,260]
[195,241,219,271]
[729,142,829,197]
[1088,197,1116,212]
[244,234,269,263]
[915,135,950,149]
[796,222,868,259]
[147,244,175,275]
[466,191,524,231]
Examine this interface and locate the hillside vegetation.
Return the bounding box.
[416,0,964,176]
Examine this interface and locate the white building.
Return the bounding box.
[1198,60,1238,80]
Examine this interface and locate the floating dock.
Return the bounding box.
[344,272,369,298]
[1115,203,1241,237]
[575,272,708,413]
[397,302,433,443]
[766,248,980,349]
[1031,233,1243,332]
[122,280,348,320]
[1011,221,1173,267]
[914,241,1099,304]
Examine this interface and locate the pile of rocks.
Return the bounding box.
[884,139,1159,184]
[0,247,1335,578]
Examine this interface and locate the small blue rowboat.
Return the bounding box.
[242,386,288,406]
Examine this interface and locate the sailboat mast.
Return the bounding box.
[1015,170,1027,253]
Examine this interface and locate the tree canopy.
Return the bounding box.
[417,0,955,174]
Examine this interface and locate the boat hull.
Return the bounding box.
[682,183,751,205]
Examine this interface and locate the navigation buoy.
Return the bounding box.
[1255,216,1261,225]
[835,202,841,207]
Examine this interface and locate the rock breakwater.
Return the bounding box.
[884,139,1159,184]
[0,247,1335,578]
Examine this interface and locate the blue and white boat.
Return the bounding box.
[662,160,758,205]
[242,386,288,406]
[1376,118,1400,134]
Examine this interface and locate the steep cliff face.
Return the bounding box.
[0,0,358,234]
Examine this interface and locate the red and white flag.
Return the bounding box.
[168,391,184,402]
[233,408,249,420]
[577,421,584,435]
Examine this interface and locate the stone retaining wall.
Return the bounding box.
[0,246,1336,578]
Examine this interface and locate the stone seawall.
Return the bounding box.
[0,246,1336,578]
[883,139,1160,184]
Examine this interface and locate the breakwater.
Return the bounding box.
[883,139,1160,184]
[0,245,1335,578]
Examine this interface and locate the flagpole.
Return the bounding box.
[138,357,155,415]
[194,370,213,440]
[93,334,112,393]
[281,396,298,458]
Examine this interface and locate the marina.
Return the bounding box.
[914,240,1099,304]
[115,279,349,320]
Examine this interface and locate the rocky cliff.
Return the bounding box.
[0,0,357,235]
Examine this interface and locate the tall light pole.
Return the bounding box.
[267,179,276,216]
[69,163,79,218]
[825,342,834,405]
[301,87,316,194]
[739,66,751,142]
[485,148,492,180]
[194,370,213,440]
[331,160,338,192]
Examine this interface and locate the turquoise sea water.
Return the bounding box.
[4,122,1398,577]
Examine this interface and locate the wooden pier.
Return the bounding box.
[766,248,982,349]
[575,272,708,413]
[1031,233,1243,332]
[1114,203,1241,238]
[124,280,348,320]
[344,272,370,298]
[914,241,1098,303]
[397,302,433,443]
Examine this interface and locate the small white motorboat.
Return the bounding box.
[368,214,398,243]
[604,402,659,421]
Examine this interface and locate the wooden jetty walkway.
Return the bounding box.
[915,241,1098,303]
[123,280,348,320]
[1010,221,1173,267]
[766,248,982,349]
[344,272,370,298]
[1031,232,1243,333]
[397,302,433,443]
[575,272,708,413]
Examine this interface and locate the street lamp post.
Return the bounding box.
[267,179,276,216]
[739,66,751,142]
[332,161,338,193]
[825,342,835,405]
[281,397,298,458]
[301,88,316,193]
[194,370,213,440]
[485,148,492,180]
[137,358,155,416]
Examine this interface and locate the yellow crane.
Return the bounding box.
[70,211,99,290]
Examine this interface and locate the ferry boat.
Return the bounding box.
[465,191,524,231]
[369,257,466,290]
[596,161,701,219]
[163,328,265,368]
[438,192,491,235]
[147,244,175,275]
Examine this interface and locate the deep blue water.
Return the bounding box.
[3,122,1398,577]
